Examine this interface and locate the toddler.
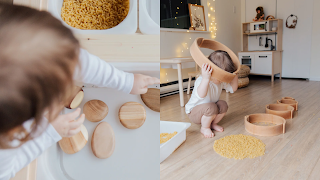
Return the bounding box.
[0,4,159,179]
[185,50,238,138]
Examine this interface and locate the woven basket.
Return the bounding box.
[238,65,250,78]
[238,77,249,88]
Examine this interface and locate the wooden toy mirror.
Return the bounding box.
[190,38,241,83]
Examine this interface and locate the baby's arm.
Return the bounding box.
[197,63,212,98]
[0,118,61,180]
[75,49,159,94]
[230,75,238,92]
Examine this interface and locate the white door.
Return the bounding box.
[254,54,272,75]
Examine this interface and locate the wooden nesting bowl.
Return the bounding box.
[190,38,240,83]
[266,104,294,119]
[277,99,298,111]
[244,113,286,136]
[119,102,146,129]
[83,100,109,122]
[282,97,295,100]
[59,124,88,154]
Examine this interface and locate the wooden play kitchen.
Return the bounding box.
[239,19,283,82]
[10,0,160,180]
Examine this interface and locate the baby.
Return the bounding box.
[185,50,238,138]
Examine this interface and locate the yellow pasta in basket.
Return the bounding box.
[213,134,265,160]
[61,0,129,30]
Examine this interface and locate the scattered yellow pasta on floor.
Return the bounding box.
[160,131,177,144]
[61,0,129,30]
[213,134,265,160]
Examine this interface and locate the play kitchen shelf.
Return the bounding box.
[239,19,283,82]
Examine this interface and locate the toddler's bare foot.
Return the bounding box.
[212,124,224,132]
[200,127,214,138]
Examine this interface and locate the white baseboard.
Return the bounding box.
[160,81,195,94]
[309,77,320,81]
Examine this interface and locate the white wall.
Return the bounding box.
[160,0,242,83]
[309,0,320,81]
[277,0,313,78]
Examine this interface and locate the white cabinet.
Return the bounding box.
[238,51,282,82]
[254,54,272,75]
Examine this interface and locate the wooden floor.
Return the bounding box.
[160,76,320,180]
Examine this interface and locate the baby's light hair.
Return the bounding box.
[208,50,236,73]
[0,3,80,148]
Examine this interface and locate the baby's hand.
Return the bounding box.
[51,108,85,137]
[130,74,160,94]
[201,63,213,80]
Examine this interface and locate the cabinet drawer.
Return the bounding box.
[254,55,272,75]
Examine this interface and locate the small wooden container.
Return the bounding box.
[244,113,286,136]
[266,104,294,119]
[277,99,298,111]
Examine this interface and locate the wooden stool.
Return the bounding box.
[187,65,200,94]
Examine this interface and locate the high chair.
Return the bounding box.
[187,65,200,94]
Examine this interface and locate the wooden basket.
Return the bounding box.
[266,104,294,119]
[238,65,250,78]
[244,113,286,136]
[238,77,249,88]
[277,99,298,111]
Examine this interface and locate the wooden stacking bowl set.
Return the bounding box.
[245,97,298,136]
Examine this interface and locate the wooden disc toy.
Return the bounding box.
[140,88,160,112]
[91,122,115,159]
[83,100,109,122]
[277,99,298,111]
[119,102,146,129]
[266,104,294,119]
[190,38,241,83]
[65,86,84,109]
[244,113,286,136]
[59,124,88,154]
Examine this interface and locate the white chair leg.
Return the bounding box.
[187,75,192,94]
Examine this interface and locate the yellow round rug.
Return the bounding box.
[213,134,265,160]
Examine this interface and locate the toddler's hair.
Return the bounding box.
[0,4,80,148]
[208,50,236,73]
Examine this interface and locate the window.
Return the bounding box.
[160,0,201,29]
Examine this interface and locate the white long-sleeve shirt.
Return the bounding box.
[0,49,134,180]
[185,76,234,114]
